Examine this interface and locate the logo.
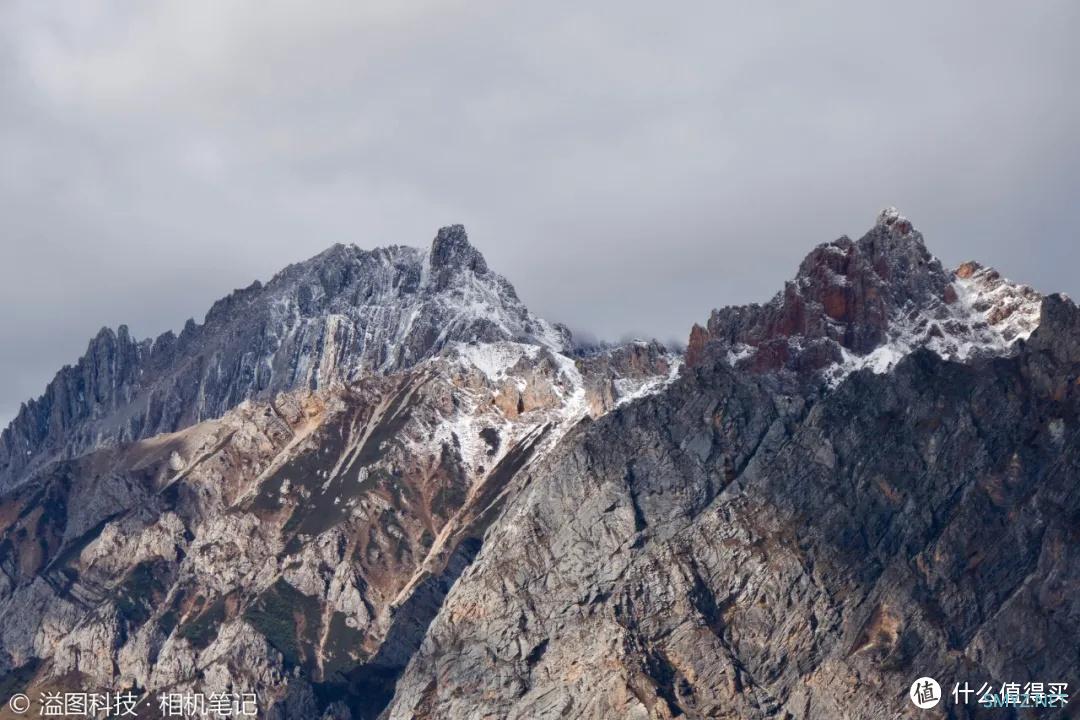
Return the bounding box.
[910,677,942,709]
[7,693,30,714]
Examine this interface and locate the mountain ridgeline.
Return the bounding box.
[0,211,1076,720]
[0,225,568,491]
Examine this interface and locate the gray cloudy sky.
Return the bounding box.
[2,0,1079,426]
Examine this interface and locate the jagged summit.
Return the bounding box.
[874,205,918,239]
[688,208,1043,381]
[0,226,570,491]
[430,224,488,274]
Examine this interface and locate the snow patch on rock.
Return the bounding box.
[613,358,683,408]
[449,342,541,383]
[825,261,1042,384]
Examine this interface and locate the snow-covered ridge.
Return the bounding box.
[953,261,1042,345]
[824,259,1043,384]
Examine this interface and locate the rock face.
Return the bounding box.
[2,212,1077,720]
[0,226,569,492]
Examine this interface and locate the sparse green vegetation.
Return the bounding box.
[243,578,322,670]
[322,612,367,679]
[177,596,227,650]
[113,559,170,627]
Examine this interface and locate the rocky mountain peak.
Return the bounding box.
[429,224,488,274]
[791,208,948,327]
[687,209,1043,382]
[426,224,502,297]
[874,205,916,238]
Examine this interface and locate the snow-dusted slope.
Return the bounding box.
[433,339,682,475]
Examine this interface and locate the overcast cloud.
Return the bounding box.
[2,0,1079,425]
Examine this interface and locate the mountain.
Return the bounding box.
[2,211,1077,720]
[0,226,569,492]
[0,227,677,719]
